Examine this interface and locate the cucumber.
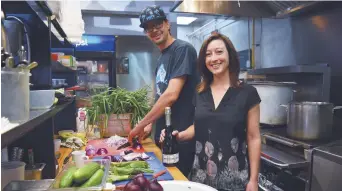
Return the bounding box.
[60,167,77,188]
[73,162,101,183]
[80,169,104,188]
[72,182,82,187]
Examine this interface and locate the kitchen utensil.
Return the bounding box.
[10,147,24,162]
[54,139,61,153]
[63,152,73,165]
[71,150,89,168]
[25,163,46,180]
[27,62,38,70]
[1,48,11,67]
[18,45,27,63]
[117,137,140,150]
[10,147,19,161]
[1,11,11,54]
[281,102,342,140]
[6,56,15,68]
[1,68,30,123]
[117,142,131,150]
[50,159,110,191]
[113,152,174,187]
[151,169,167,179]
[3,179,54,191]
[1,161,26,190]
[249,81,296,125]
[30,90,55,110]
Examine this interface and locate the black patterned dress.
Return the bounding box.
[189,84,261,191]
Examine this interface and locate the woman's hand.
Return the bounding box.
[246,180,258,191]
[159,129,180,143]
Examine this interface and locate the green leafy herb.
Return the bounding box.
[87,86,152,130]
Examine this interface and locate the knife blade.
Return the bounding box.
[63,152,73,164]
[117,142,131,150]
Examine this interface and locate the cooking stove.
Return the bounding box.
[258,125,339,191]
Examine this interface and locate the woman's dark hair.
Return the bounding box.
[197,33,240,92]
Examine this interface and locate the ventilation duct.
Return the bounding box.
[170,0,326,18]
[47,0,85,43]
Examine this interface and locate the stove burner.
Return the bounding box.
[261,127,334,149]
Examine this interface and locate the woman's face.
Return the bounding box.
[205,39,229,76]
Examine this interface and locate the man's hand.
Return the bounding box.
[128,123,152,144]
[128,125,142,145]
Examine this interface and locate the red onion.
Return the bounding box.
[133,175,149,189]
[124,181,142,191]
[124,184,142,191]
[96,148,108,155]
[85,145,96,156]
[86,149,95,156]
[148,179,163,191]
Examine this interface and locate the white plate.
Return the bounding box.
[159,180,218,191]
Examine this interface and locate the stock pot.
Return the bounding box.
[281,102,342,140]
[248,81,296,125]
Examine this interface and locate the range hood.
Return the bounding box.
[170,0,324,18]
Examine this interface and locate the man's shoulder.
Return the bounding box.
[172,39,196,53]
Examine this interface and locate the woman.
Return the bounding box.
[160,33,261,191]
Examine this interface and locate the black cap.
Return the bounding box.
[139,5,167,28]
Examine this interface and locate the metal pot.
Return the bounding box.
[282,102,342,140]
[249,81,296,125]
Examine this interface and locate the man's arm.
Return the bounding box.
[134,76,187,133]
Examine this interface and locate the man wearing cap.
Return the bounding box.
[128,5,199,177]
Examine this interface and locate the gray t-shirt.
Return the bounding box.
[154,39,199,142]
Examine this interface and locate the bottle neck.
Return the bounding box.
[165,113,171,127]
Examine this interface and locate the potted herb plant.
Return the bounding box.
[87,87,151,138]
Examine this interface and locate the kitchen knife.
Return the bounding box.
[63,152,73,164]
[117,137,140,150]
[117,142,131,150]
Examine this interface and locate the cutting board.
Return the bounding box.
[94,152,174,188]
[86,138,144,157]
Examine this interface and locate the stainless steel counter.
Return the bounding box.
[309,139,342,191]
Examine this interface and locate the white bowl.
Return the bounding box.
[159,180,218,191]
[30,90,55,110]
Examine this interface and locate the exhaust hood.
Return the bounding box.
[170,0,323,18]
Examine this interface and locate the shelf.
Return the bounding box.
[1,100,74,148]
[248,64,330,75]
[2,1,73,49]
[92,72,109,75]
[28,1,73,48]
[51,61,77,73]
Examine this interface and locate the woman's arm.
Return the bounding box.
[247,104,261,183]
[160,124,195,143]
[178,124,195,141]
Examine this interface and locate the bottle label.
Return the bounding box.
[162,153,179,164]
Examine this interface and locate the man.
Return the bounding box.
[128,5,199,177]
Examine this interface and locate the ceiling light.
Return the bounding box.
[177,16,197,25]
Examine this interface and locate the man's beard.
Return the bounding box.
[155,35,167,45]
